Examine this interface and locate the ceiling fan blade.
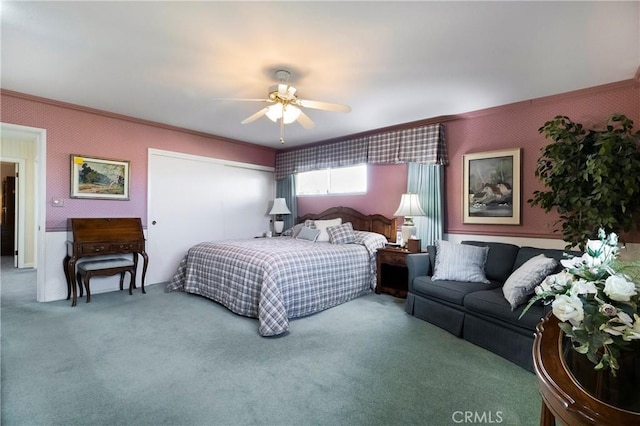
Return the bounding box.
[298,99,351,113]
[296,110,315,129]
[214,98,272,103]
[241,107,270,124]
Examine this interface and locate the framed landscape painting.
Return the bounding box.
[463,148,521,225]
[70,154,130,200]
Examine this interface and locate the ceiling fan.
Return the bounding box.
[221,70,351,143]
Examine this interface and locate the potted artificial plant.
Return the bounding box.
[529,114,640,250]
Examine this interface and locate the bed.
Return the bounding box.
[166,207,396,336]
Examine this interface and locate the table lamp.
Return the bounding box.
[269,198,291,234]
[393,193,426,247]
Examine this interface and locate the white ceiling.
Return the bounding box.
[2,1,639,149]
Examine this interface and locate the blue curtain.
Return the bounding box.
[407,163,444,246]
[275,175,297,230]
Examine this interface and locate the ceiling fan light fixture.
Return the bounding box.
[265,103,301,124]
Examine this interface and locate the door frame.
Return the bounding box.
[1,123,47,302]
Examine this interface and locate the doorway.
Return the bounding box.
[1,160,24,268]
[1,171,16,257]
[0,123,46,302]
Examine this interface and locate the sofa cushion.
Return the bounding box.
[463,241,520,282]
[512,247,571,273]
[432,240,490,283]
[502,254,559,310]
[464,288,549,331]
[413,276,501,305]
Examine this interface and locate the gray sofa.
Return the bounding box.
[404,241,571,372]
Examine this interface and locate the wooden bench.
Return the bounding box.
[76,258,139,303]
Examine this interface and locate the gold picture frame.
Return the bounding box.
[70,154,130,200]
[463,148,521,225]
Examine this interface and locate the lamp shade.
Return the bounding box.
[394,193,425,247]
[269,198,291,215]
[393,193,426,218]
[265,104,301,124]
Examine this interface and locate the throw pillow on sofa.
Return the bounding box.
[502,254,558,310]
[431,240,490,284]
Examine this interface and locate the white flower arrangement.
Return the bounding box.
[522,229,640,375]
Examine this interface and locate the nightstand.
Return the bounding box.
[376,247,410,298]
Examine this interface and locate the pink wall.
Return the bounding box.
[445,80,639,241]
[297,80,640,242]
[1,92,276,230]
[4,80,638,241]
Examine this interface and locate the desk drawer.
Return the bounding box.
[79,243,110,254]
[111,242,143,252]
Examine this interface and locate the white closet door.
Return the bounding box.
[147,149,274,284]
[221,164,274,240]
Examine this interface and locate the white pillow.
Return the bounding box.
[431,240,490,284]
[313,218,342,242]
[503,254,558,310]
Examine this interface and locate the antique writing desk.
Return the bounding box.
[63,218,148,306]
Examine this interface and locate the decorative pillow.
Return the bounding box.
[313,218,342,242]
[304,219,316,229]
[289,223,305,238]
[502,254,559,310]
[431,240,490,284]
[296,226,321,242]
[327,222,356,244]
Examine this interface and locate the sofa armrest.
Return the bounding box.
[406,253,432,292]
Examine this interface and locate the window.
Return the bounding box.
[296,164,367,196]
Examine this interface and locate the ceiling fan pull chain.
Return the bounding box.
[280,115,285,144]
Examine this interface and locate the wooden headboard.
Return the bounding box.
[298,206,397,242]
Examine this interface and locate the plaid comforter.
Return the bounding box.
[166,231,387,336]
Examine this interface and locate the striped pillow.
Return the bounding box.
[432,240,490,283]
[502,254,558,310]
[327,222,356,244]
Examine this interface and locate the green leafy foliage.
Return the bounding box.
[529,115,640,250]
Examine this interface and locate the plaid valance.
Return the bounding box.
[275,123,447,179]
[275,146,318,179]
[398,124,447,164]
[316,137,368,169]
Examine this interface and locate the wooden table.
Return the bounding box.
[533,314,640,425]
[376,247,409,298]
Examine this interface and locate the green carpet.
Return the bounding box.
[1,284,540,425]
